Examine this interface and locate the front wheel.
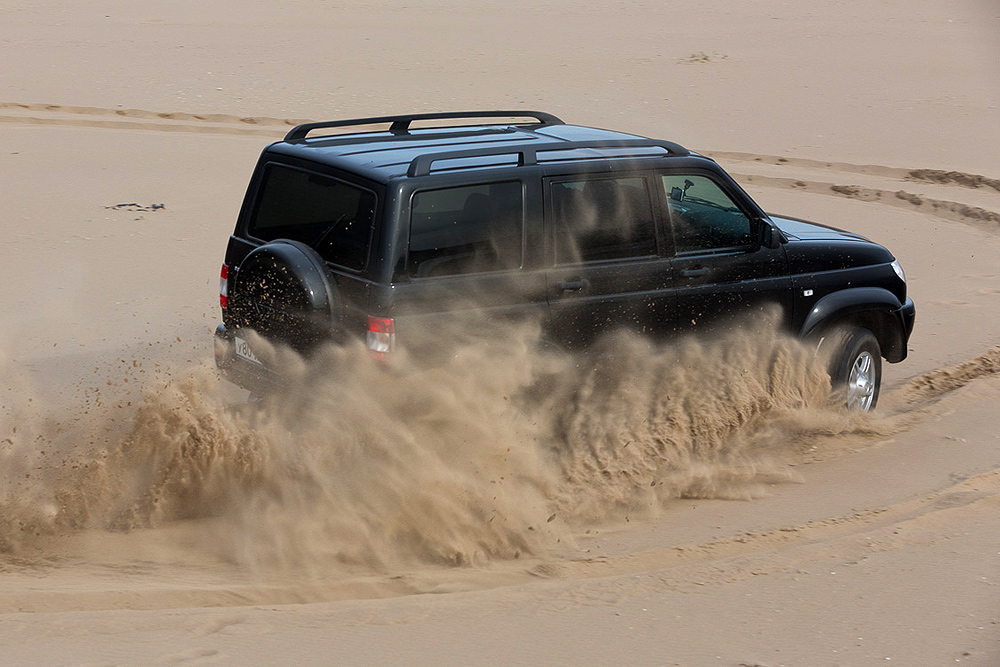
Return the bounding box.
[829,327,882,412]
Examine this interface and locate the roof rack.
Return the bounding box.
[284,110,564,142]
[406,139,689,177]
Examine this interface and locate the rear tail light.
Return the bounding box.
[367,315,395,363]
[220,263,229,310]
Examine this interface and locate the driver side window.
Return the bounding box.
[661,175,752,253]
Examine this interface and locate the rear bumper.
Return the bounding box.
[214,323,282,393]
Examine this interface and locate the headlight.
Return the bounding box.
[890,259,905,282]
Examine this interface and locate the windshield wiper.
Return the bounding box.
[310,213,349,249]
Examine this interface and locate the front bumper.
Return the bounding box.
[899,296,916,339]
[888,296,916,363]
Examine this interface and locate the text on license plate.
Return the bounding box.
[234,336,262,365]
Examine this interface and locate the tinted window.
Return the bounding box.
[250,164,376,271]
[661,175,752,253]
[551,176,657,264]
[409,182,523,278]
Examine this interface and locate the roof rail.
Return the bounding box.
[407,139,689,177]
[284,110,563,142]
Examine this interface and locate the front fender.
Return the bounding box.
[800,287,901,337]
[800,287,913,362]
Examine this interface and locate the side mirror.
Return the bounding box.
[760,220,783,249]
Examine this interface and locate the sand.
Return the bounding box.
[1,1,999,665]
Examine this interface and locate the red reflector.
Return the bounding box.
[220,263,229,310]
[367,315,395,334]
[367,315,396,363]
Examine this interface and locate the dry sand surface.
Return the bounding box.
[1,1,999,665]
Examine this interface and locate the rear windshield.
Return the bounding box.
[248,163,376,271]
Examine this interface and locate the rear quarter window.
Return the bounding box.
[249,163,376,271]
[408,181,523,278]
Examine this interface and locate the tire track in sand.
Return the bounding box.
[531,469,1000,594]
[3,100,999,220]
[733,172,1000,230]
[0,102,308,137]
[709,150,1000,195]
[706,149,1000,230]
[892,345,1000,407]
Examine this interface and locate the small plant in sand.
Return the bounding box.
[680,51,728,64]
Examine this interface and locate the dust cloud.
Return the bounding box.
[1,320,875,573]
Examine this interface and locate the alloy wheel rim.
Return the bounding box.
[847,350,876,411]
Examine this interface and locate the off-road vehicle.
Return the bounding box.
[214,111,915,411]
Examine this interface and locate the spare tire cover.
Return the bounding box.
[228,239,341,351]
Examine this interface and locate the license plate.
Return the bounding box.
[234,336,262,365]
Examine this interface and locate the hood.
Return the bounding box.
[768,214,870,242]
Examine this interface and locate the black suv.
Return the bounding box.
[213,111,915,411]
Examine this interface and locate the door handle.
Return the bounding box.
[557,278,590,292]
[680,267,709,278]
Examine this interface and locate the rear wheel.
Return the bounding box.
[829,327,881,412]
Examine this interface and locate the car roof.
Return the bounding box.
[264,113,691,184]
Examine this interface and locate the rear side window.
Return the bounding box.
[551,176,657,264]
[408,181,523,278]
[249,164,376,271]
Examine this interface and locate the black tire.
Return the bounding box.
[228,239,342,352]
[828,326,882,412]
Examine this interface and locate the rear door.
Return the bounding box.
[659,172,791,331]
[544,173,675,346]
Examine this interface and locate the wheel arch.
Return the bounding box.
[799,287,907,363]
[239,239,341,313]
